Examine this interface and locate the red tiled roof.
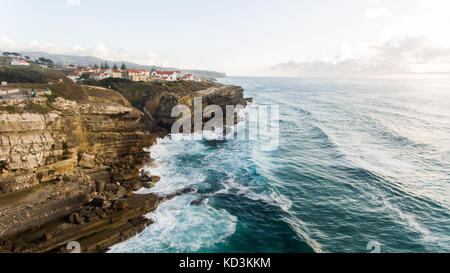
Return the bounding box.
[126,69,140,73]
[154,70,176,75]
[12,58,28,63]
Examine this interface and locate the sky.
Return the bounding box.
[1,0,450,77]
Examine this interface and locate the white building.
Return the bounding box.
[182,74,195,81]
[10,58,30,66]
[151,70,180,81]
[106,69,123,78]
[89,73,111,81]
[66,73,79,82]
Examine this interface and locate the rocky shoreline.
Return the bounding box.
[0,82,250,253]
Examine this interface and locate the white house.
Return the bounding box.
[106,69,123,78]
[10,58,30,66]
[66,73,79,82]
[138,70,151,77]
[89,73,111,81]
[151,70,179,81]
[175,71,183,78]
[182,74,195,81]
[89,73,101,80]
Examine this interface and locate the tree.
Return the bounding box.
[120,63,127,71]
[38,57,53,64]
[94,63,99,68]
[80,73,91,80]
[104,61,110,69]
[100,62,105,69]
[2,52,20,57]
[113,63,118,70]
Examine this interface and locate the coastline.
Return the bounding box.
[0,80,250,253]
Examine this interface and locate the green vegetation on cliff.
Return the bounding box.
[0,66,88,102]
[0,67,49,83]
[83,78,214,110]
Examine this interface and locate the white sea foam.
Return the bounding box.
[109,194,237,253]
[382,198,437,244]
[110,134,239,253]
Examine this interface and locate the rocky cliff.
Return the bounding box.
[0,82,248,252]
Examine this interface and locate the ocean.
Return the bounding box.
[109,77,450,253]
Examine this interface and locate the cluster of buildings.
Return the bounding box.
[67,66,202,83]
[10,57,30,66]
[7,56,51,68]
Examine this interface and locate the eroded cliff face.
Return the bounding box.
[0,83,248,253]
[144,84,248,130]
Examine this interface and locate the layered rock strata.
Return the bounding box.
[0,83,248,252]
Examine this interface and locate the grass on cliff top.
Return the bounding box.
[0,56,8,66]
[1,66,214,109]
[0,66,89,102]
[81,78,214,110]
[0,65,64,83]
[0,103,51,115]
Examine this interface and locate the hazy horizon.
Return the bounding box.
[2,0,450,78]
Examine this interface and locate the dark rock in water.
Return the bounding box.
[151,176,161,183]
[90,198,104,208]
[143,152,155,163]
[143,182,155,189]
[191,196,207,206]
[158,187,196,202]
[180,187,195,195]
[140,174,152,183]
[132,182,143,191]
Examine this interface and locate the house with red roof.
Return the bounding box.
[124,69,151,81]
[66,73,80,82]
[89,72,111,81]
[10,58,30,66]
[151,70,182,81]
[182,74,195,81]
[106,69,123,78]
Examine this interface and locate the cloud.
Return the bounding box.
[66,0,81,6]
[364,0,391,19]
[270,36,450,77]
[365,6,391,19]
[0,37,173,67]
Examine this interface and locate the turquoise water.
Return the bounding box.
[110,77,450,253]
